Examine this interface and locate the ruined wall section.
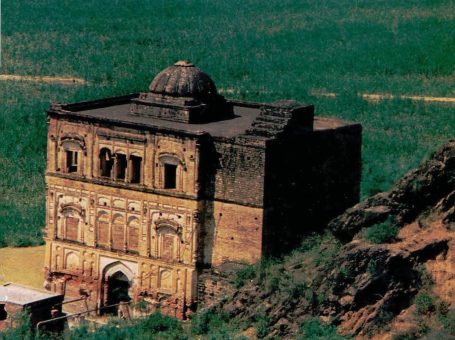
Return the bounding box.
[44,178,200,317]
[262,120,362,255]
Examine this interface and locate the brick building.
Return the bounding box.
[0,283,63,331]
[43,61,361,317]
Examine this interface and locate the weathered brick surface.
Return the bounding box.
[201,201,263,267]
[212,141,265,207]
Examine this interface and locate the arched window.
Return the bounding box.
[97,212,110,247]
[66,150,79,173]
[159,269,172,291]
[60,135,85,175]
[112,215,125,251]
[65,252,79,270]
[127,218,140,252]
[99,148,114,178]
[59,205,83,242]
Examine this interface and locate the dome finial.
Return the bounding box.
[174,60,194,67]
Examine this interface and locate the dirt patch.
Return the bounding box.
[361,93,455,103]
[0,246,45,289]
[0,74,87,85]
[310,89,455,104]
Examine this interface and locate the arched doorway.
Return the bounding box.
[101,261,134,314]
[107,271,131,306]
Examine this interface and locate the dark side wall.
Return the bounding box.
[262,123,362,255]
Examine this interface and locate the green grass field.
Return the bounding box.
[1,0,454,247]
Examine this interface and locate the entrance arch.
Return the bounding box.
[101,261,134,313]
[107,271,131,305]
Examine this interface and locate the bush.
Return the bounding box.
[438,308,455,334]
[255,313,270,338]
[392,328,421,340]
[367,259,380,275]
[365,218,399,244]
[191,309,229,335]
[0,310,33,340]
[299,319,347,340]
[234,264,256,289]
[414,292,434,315]
[139,312,182,334]
[65,312,185,340]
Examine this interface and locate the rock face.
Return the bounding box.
[209,140,455,338]
[321,140,455,336]
[319,227,451,336]
[329,140,455,242]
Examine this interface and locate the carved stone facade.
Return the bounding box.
[43,61,362,318]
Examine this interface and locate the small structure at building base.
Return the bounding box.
[0,283,64,332]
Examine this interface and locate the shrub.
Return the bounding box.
[234,264,256,289]
[392,328,421,340]
[191,309,229,335]
[140,312,182,334]
[414,292,434,315]
[367,259,380,275]
[0,309,33,340]
[298,233,324,253]
[299,319,347,340]
[313,237,342,270]
[365,218,399,244]
[287,283,310,299]
[438,308,455,334]
[254,313,270,339]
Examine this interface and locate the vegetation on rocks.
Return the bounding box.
[364,217,399,244]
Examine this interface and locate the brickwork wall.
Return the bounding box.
[46,105,362,317]
[262,123,362,255]
[45,239,196,319]
[201,201,263,267]
[212,141,265,207]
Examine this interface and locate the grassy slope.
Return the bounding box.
[0,0,455,246]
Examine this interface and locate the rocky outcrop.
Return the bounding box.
[329,140,455,242]
[318,228,451,336]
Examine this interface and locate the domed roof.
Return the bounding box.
[149,60,218,100]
